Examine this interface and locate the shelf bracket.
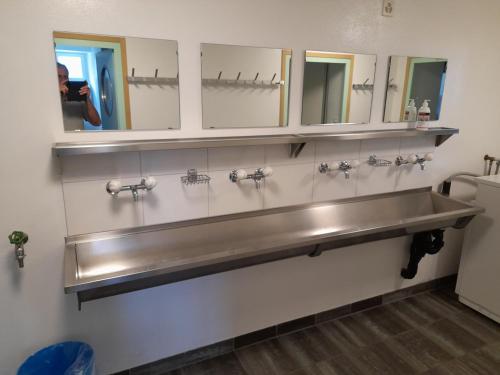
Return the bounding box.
[435,134,453,147]
[290,142,306,158]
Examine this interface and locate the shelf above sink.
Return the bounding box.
[53,127,459,158]
[64,187,482,308]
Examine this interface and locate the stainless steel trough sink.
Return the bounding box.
[64,187,484,305]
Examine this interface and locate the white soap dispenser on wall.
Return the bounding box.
[404,99,417,122]
[417,99,431,126]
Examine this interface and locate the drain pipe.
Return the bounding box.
[401,230,445,279]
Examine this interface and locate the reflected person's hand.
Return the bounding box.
[79,85,91,101]
[59,80,68,96]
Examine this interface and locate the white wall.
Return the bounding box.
[126,37,180,130]
[2,0,500,374]
[201,44,283,128]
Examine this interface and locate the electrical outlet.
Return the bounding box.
[382,0,394,17]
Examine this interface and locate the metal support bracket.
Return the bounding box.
[290,143,306,158]
[308,244,323,257]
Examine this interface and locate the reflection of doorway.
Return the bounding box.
[401,58,447,121]
[96,49,118,130]
[53,32,131,130]
[302,52,354,124]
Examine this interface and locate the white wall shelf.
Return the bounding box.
[53,127,458,158]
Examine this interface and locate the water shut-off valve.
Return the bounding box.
[8,230,28,268]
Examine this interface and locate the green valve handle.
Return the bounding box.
[8,231,29,246]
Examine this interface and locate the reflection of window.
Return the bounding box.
[56,54,85,79]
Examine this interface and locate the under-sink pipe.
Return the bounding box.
[439,172,481,196]
[401,230,445,279]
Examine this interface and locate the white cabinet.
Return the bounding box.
[457,175,500,323]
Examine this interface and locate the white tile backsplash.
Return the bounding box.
[313,163,357,202]
[208,169,264,216]
[141,149,207,176]
[61,153,141,183]
[395,162,435,191]
[208,146,265,171]
[315,140,361,162]
[264,164,314,208]
[60,136,439,234]
[360,138,401,158]
[356,156,399,196]
[63,178,144,235]
[143,174,208,225]
[265,143,315,166]
[400,136,436,155]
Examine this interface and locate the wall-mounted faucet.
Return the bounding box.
[229,167,273,190]
[8,231,28,268]
[106,177,157,201]
[319,160,360,179]
[395,153,434,170]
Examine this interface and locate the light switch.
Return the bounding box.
[382,0,394,17]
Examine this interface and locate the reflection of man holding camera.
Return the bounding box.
[58,62,101,130]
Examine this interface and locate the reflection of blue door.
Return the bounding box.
[96,49,119,130]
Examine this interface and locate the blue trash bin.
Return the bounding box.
[17,341,95,375]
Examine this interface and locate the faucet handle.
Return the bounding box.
[262,166,273,177]
[235,169,248,180]
[407,154,419,164]
[319,162,338,173]
[106,179,122,194]
[230,169,248,182]
[143,176,157,190]
[8,231,28,246]
[424,153,434,161]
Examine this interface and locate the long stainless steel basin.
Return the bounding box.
[64,187,484,304]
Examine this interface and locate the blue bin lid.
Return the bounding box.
[18,341,94,375]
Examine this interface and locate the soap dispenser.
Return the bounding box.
[404,99,417,122]
[418,100,431,122]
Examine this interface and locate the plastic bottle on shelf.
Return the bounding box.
[404,99,417,122]
[418,100,431,122]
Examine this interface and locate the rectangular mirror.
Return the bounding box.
[301,50,376,125]
[54,32,180,131]
[384,56,447,123]
[201,43,292,128]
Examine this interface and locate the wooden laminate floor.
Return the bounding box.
[165,289,500,375]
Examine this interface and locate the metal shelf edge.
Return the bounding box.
[53,127,459,156]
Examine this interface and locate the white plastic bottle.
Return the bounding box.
[418,100,431,122]
[404,99,417,122]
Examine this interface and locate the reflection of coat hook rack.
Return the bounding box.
[352,78,374,91]
[203,71,283,87]
[128,67,179,85]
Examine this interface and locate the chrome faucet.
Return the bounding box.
[415,153,434,170]
[8,231,28,268]
[319,161,359,179]
[106,177,157,201]
[395,153,433,170]
[229,167,273,190]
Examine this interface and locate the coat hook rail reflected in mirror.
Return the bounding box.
[202,71,283,87]
[127,67,179,85]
